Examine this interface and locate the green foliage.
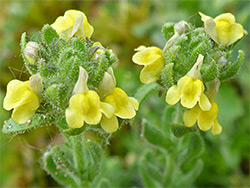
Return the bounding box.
[134,82,159,104]
[2,114,52,134]
[142,121,173,150]
[219,50,245,81]
[42,25,59,47]
[42,136,102,187]
[170,123,197,137]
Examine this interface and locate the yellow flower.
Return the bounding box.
[101,87,139,133]
[97,68,139,133]
[132,46,164,84]
[166,54,211,110]
[65,67,114,129]
[51,10,94,41]
[183,102,222,135]
[65,90,114,129]
[199,12,244,45]
[3,74,43,124]
[24,42,39,64]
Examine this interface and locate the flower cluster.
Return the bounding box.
[166,55,222,135]
[3,10,138,134]
[132,12,245,135]
[66,66,138,133]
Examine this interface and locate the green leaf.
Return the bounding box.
[162,22,175,41]
[177,160,204,186]
[2,114,51,134]
[190,41,206,67]
[160,63,174,88]
[42,24,59,47]
[134,82,159,104]
[219,50,245,80]
[161,105,176,134]
[42,150,79,187]
[86,140,102,181]
[64,126,86,136]
[139,154,163,188]
[143,121,173,150]
[163,45,181,64]
[98,178,111,188]
[170,123,196,137]
[185,133,204,161]
[201,60,218,83]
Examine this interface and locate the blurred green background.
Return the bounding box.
[0,0,249,187]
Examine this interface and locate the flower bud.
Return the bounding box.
[29,73,44,97]
[187,54,204,80]
[73,66,89,95]
[24,42,39,64]
[97,67,116,98]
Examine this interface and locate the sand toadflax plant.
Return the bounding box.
[2,10,246,187]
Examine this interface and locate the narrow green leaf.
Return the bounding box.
[64,126,86,136]
[161,105,176,134]
[190,41,206,67]
[178,160,204,186]
[139,156,163,188]
[98,178,110,188]
[219,50,245,80]
[163,45,181,64]
[160,63,174,88]
[42,150,78,187]
[86,140,102,181]
[42,24,59,47]
[201,60,218,83]
[72,135,85,176]
[143,121,173,150]
[162,22,175,41]
[134,82,159,104]
[2,114,51,134]
[170,123,196,137]
[186,133,204,161]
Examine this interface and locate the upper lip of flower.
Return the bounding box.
[199,12,244,45]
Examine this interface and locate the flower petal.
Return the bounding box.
[73,66,89,95]
[128,97,139,111]
[227,23,244,45]
[4,80,32,110]
[197,102,218,131]
[215,13,235,24]
[100,115,119,133]
[212,119,222,135]
[51,10,93,41]
[199,12,213,22]
[11,94,40,124]
[12,106,35,124]
[82,91,102,125]
[199,93,211,111]
[181,79,203,109]
[97,67,116,98]
[132,46,162,66]
[104,88,136,119]
[140,57,164,84]
[165,85,181,105]
[183,105,200,127]
[204,18,219,44]
[100,102,114,119]
[66,94,85,128]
